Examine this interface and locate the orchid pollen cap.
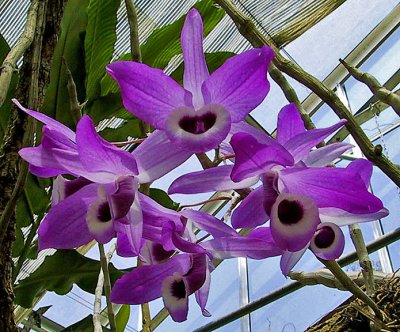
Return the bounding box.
[310,222,345,260]
[270,193,320,252]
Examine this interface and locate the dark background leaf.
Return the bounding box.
[41,0,89,129]
[14,249,123,308]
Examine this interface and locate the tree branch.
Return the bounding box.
[214,0,400,188]
[340,59,400,116]
[0,0,39,108]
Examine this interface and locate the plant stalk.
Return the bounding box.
[98,243,117,331]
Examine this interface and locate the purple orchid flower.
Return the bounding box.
[169,103,388,274]
[107,8,274,160]
[15,100,151,251]
[112,195,282,321]
[111,253,210,322]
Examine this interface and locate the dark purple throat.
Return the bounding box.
[314,226,335,248]
[97,202,112,222]
[179,112,217,134]
[278,199,304,225]
[171,279,186,299]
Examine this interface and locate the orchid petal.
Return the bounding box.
[184,254,208,295]
[202,46,274,122]
[195,262,212,317]
[116,232,137,257]
[107,176,137,220]
[29,164,64,178]
[283,119,347,163]
[122,197,144,255]
[169,165,259,194]
[107,61,192,129]
[319,207,389,226]
[182,209,238,238]
[181,8,209,108]
[163,220,208,256]
[280,247,308,276]
[76,116,138,180]
[230,132,294,182]
[231,186,270,229]
[140,241,174,264]
[261,171,279,215]
[346,159,373,188]
[38,184,99,250]
[162,273,189,322]
[228,121,273,145]
[304,142,353,167]
[276,103,306,145]
[201,235,282,259]
[134,130,192,183]
[51,176,92,205]
[278,167,384,214]
[111,254,192,304]
[13,99,76,141]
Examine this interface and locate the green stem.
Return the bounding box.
[99,243,117,331]
[320,259,381,319]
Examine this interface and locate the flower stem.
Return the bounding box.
[349,224,375,295]
[98,243,117,331]
[137,259,152,332]
[319,259,381,319]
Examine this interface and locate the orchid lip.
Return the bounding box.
[310,222,345,260]
[165,104,231,153]
[270,193,320,252]
[86,187,115,243]
[97,202,112,222]
[277,199,304,225]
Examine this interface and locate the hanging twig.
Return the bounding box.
[125,0,142,63]
[62,57,83,125]
[213,0,400,188]
[0,0,39,108]
[340,59,400,116]
[98,243,117,332]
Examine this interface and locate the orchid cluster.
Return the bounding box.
[17,8,388,323]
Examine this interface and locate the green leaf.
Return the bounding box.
[99,0,225,96]
[149,188,179,210]
[12,227,25,258]
[141,0,224,69]
[26,240,38,260]
[14,249,123,308]
[116,305,130,332]
[42,0,89,129]
[62,314,110,332]
[15,174,50,230]
[85,0,121,102]
[86,92,127,124]
[100,54,131,97]
[99,118,142,142]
